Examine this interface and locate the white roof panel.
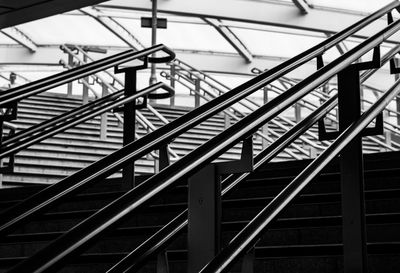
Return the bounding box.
[16,14,126,47]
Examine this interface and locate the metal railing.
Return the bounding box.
[200,66,400,273]
[2,1,400,272]
[0,83,174,160]
[104,40,400,273]
[160,68,306,159]
[163,59,329,154]
[0,44,174,108]
[60,45,180,162]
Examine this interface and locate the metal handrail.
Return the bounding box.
[106,39,400,273]
[200,75,400,273]
[59,58,165,161]
[0,44,175,108]
[4,3,400,270]
[63,44,180,160]
[166,68,327,151]
[7,8,400,272]
[1,90,123,147]
[0,83,173,160]
[106,96,338,273]
[160,71,304,159]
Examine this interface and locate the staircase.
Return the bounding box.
[0,151,399,272]
[2,92,391,187]
[2,2,400,272]
[0,92,303,187]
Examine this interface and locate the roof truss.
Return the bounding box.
[80,7,145,51]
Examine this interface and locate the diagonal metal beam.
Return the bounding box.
[1,27,37,52]
[80,7,145,51]
[203,18,253,63]
[292,0,311,14]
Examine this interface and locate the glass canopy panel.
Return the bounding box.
[16,14,126,47]
[115,17,237,53]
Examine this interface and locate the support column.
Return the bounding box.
[122,69,137,188]
[337,67,367,273]
[188,164,221,273]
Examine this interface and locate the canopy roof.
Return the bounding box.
[0,0,397,83]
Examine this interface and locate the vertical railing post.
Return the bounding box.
[121,68,138,188]
[0,162,3,186]
[395,59,400,126]
[187,137,253,273]
[241,246,255,273]
[0,120,3,187]
[294,103,301,122]
[188,164,221,273]
[154,144,170,173]
[194,78,201,108]
[322,83,333,125]
[224,112,231,129]
[100,83,108,140]
[82,54,89,104]
[337,66,367,273]
[156,251,170,273]
[262,86,269,148]
[67,54,74,97]
[169,65,175,107]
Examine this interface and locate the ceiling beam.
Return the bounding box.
[202,18,252,63]
[81,7,145,51]
[0,0,107,29]
[292,0,311,14]
[203,18,253,63]
[1,27,37,52]
[98,0,398,43]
